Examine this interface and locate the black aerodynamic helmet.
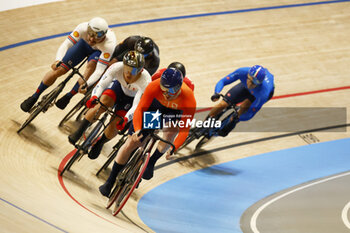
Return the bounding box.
[123,50,145,75]
[167,62,186,77]
[134,36,154,55]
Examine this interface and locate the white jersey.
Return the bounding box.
[55,22,117,86]
[92,62,151,121]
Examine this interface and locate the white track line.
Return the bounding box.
[250,171,350,233]
[341,201,350,229]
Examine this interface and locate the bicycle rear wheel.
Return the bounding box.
[18,85,63,133]
[75,106,88,122]
[58,95,88,127]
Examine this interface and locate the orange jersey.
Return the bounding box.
[133,78,197,150]
[152,68,195,91]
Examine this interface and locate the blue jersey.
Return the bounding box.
[214,67,275,121]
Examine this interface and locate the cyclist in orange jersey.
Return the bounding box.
[99,66,196,197]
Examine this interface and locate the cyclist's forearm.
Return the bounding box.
[238,99,252,117]
[86,63,106,87]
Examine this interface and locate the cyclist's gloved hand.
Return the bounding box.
[79,83,88,94]
[86,96,98,108]
[116,116,128,131]
[165,147,176,160]
[211,93,220,102]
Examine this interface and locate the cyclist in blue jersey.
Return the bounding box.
[208,65,275,136]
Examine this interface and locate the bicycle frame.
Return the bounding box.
[106,130,175,216]
[17,57,88,134]
[181,94,238,149]
[96,131,128,177]
[58,85,93,128]
[60,99,118,176]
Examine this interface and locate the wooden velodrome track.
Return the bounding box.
[1,0,350,232]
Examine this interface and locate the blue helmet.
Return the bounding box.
[160,68,183,95]
[248,65,266,85]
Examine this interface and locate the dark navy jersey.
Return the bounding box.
[112,35,160,75]
[214,67,275,121]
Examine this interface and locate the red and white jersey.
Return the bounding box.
[92,62,152,121]
[55,22,117,86]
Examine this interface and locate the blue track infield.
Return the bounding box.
[138,138,350,233]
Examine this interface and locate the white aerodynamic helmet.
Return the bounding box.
[88,17,108,38]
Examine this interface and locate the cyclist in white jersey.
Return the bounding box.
[20,17,117,112]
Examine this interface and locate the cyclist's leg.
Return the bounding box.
[208,100,229,118]
[217,83,254,136]
[100,97,158,193]
[143,108,180,179]
[209,83,250,119]
[99,125,151,196]
[143,126,178,179]
[20,60,68,112]
[56,42,97,109]
[68,89,114,144]
[88,81,133,159]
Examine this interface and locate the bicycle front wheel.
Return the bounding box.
[18,85,63,133]
[60,148,83,176]
[180,127,201,149]
[96,135,127,177]
[112,151,150,216]
[195,135,212,150]
[17,105,43,134]
[106,148,143,209]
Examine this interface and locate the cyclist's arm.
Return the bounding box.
[112,42,128,61]
[184,76,195,91]
[173,94,196,150]
[86,52,112,87]
[55,23,83,61]
[55,39,74,62]
[214,71,239,93]
[124,85,144,122]
[91,63,117,97]
[239,95,267,121]
[112,36,136,61]
[133,81,158,132]
[145,52,160,76]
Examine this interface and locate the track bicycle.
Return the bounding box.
[58,85,93,128]
[17,57,88,134]
[95,125,130,177]
[106,130,175,216]
[181,94,239,150]
[60,99,118,176]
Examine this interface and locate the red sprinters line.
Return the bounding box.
[195,85,350,113]
[271,85,350,99]
[57,150,121,226]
